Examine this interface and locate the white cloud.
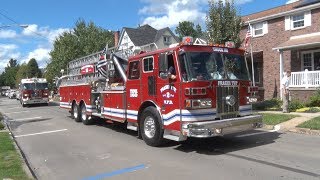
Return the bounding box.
[22,48,51,68]
[0,44,19,72]
[0,29,17,38]
[139,0,253,29]
[0,44,18,57]
[22,24,69,43]
[22,24,39,36]
[0,25,69,72]
[47,28,69,43]
[140,0,207,29]
[286,0,299,4]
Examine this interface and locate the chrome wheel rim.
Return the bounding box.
[81,106,87,121]
[144,116,156,138]
[73,105,78,119]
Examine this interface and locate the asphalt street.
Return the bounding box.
[0,96,319,180]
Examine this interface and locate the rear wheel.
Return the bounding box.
[81,104,93,125]
[140,107,164,147]
[72,103,81,122]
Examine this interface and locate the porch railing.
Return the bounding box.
[290,70,320,88]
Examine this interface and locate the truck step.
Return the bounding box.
[127,125,138,131]
[91,112,103,118]
[163,134,180,141]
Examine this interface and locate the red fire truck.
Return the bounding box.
[58,37,262,146]
[20,78,49,107]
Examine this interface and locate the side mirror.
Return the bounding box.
[160,72,168,79]
[159,53,168,73]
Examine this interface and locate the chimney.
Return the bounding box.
[114,31,120,47]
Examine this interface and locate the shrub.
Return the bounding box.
[305,107,320,113]
[0,113,3,130]
[289,99,304,112]
[307,89,320,107]
[253,98,282,110]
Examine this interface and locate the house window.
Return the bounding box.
[143,57,154,72]
[302,51,320,71]
[285,11,311,30]
[253,23,263,36]
[292,14,304,29]
[252,22,268,37]
[163,36,171,45]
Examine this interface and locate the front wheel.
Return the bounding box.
[140,107,164,147]
[72,103,81,122]
[81,104,93,125]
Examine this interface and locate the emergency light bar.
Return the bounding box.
[182,36,193,45]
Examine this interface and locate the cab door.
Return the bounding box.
[126,60,142,123]
[157,52,181,131]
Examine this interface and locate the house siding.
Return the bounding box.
[241,7,320,100]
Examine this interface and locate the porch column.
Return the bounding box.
[279,50,284,100]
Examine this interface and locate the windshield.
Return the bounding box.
[179,52,250,81]
[22,83,48,90]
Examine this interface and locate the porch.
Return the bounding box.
[290,70,320,89]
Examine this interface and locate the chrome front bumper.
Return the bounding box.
[22,97,49,104]
[182,115,263,138]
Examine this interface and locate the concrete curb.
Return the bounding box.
[262,122,320,136]
[289,128,320,136]
[2,116,36,180]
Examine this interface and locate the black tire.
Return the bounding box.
[80,104,93,125]
[22,103,26,107]
[140,107,164,147]
[72,103,81,122]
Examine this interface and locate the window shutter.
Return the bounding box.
[285,16,291,30]
[305,11,311,27]
[263,22,268,34]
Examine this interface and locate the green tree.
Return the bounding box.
[195,24,203,38]
[27,58,42,78]
[16,63,28,87]
[206,0,242,47]
[175,21,198,40]
[46,19,114,82]
[1,59,20,88]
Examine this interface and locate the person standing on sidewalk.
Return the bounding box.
[281,70,291,113]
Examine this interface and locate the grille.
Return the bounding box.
[216,86,239,119]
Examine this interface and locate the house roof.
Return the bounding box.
[121,24,179,47]
[273,32,320,51]
[123,24,158,46]
[242,1,301,22]
[154,27,179,43]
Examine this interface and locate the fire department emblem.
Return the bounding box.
[225,95,236,106]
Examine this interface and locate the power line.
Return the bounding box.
[0,10,49,40]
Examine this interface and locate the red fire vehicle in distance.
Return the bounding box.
[58,37,262,146]
[20,78,49,107]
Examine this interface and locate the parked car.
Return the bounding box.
[8,90,16,99]
[16,90,21,100]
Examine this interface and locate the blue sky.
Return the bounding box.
[0,0,297,72]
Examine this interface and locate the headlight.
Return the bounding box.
[185,99,212,109]
[246,96,258,104]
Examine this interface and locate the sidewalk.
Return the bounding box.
[258,111,320,135]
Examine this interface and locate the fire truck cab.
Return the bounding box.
[59,38,262,146]
[20,78,49,107]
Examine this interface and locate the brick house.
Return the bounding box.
[241,0,320,102]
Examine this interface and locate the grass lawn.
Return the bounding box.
[259,113,299,125]
[0,132,32,180]
[298,116,320,130]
